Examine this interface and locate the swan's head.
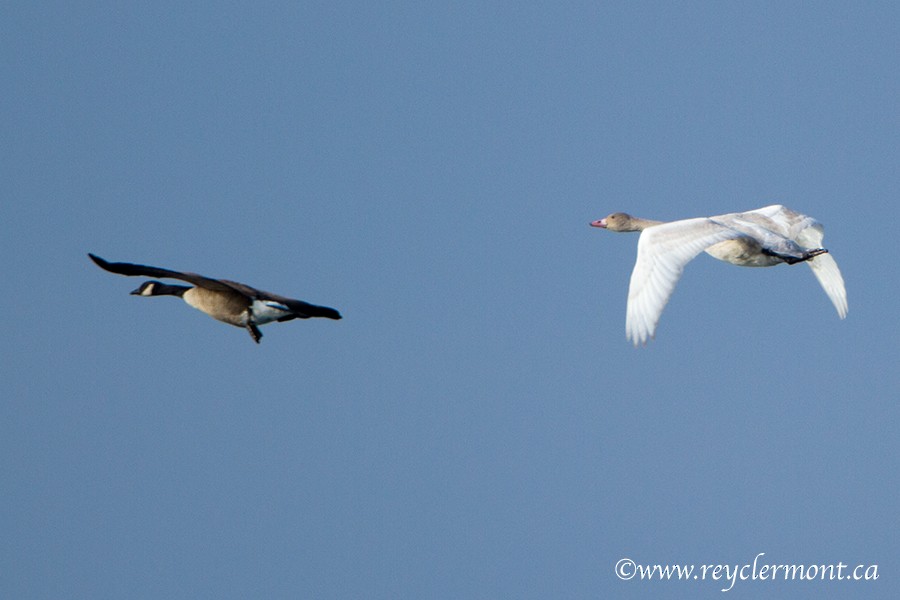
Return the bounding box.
[590,212,641,232]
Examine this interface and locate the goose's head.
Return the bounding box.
[130,281,190,298]
[131,281,161,296]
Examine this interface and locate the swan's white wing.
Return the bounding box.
[789,220,848,319]
[626,218,744,345]
[805,253,848,318]
[739,205,818,240]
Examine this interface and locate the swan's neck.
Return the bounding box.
[630,217,663,231]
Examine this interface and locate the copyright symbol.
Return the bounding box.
[615,557,636,580]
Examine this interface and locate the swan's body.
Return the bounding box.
[590,205,847,345]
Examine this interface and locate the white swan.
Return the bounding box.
[590,205,848,346]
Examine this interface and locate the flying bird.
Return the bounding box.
[590,205,847,346]
[89,253,341,343]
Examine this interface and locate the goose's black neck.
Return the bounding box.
[155,283,190,297]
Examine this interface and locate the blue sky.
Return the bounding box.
[2,2,897,598]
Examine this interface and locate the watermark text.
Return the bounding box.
[614,552,879,592]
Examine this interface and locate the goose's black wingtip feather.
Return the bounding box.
[88,253,106,267]
[319,307,342,320]
[88,253,123,273]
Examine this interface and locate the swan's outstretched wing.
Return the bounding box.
[741,206,848,318]
[804,253,848,318]
[791,222,848,319]
[626,219,744,345]
[740,205,817,239]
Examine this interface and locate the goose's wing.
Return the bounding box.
[88,253,247,295]
[626,218,745,345]
[224,282,342,320]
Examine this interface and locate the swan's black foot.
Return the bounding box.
[764,247,828,265]
[246,323,262,344]
[787,248,828,264]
